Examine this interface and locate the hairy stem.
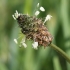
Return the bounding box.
[50,43,70,63]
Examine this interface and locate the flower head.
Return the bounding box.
[13,3,53,49]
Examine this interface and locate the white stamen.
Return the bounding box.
[14,13,18,19]
[21,38,27,48]
[37,3,39,7]
[12,10,20,20]
[22,42,27,48]
[12,15,16,20]
[16,10,18,15]
[14,39,18,44]
[35,11,40,16]
[32,42,38,49]
[40,7,45,12]
[44,15,52,23]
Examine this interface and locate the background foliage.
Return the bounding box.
[0,0,70,70]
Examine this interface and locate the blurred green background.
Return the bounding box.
[0,0,70,70]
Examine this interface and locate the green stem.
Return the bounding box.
[50,43,70,63]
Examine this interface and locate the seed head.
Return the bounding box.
[13,4,53,49]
